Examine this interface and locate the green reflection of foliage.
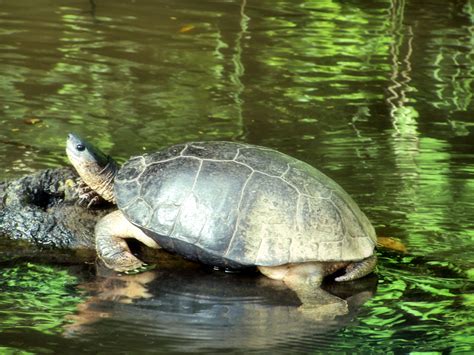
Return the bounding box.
[0,347,34,355]
[390,135,473,265]
[430,29,474,113]
[0,262,82,335]
[258,0,391,104]
[344,266,474,353]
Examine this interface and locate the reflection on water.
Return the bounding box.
[66,264,375,351]
[0,0,473,353]
[0,260,376,353]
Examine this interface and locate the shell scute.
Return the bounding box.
[169,160,251,254]
[115,156,145,182]
[143,143,187,164]
[182,142,241,160]
[225,173,298,265]
[140,157,200,236]
[234,147,291,176]
[299,196,344,242]
[283,162,333,199]
[122,198,152,228]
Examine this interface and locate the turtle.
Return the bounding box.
[66,133,377,290]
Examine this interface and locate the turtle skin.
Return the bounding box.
[114,142,376,270]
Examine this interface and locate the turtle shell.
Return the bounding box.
[114,142,376,269]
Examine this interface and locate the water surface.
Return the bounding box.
[0,0,473,353]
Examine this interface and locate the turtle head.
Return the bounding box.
[66,133,118,203]
[66,133,109,169]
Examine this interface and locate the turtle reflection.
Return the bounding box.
[64,260,377,351]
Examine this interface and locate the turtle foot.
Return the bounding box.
[96,210,159,274]
[100,251,155,274]
[77,180,103,208]
[100,250,147,274]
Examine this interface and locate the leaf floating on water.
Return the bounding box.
[179,24,195,33]
[24,117,42,125]
[377,236,408,253]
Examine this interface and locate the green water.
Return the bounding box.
[0,0,473,353]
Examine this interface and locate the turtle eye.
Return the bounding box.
[76,144,85,152]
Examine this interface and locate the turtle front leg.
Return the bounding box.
[77,180,103,208]
[95,210,160,273]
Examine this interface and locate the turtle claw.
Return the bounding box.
[74,179,103,208]
[86,196,101,209]
[123,264,156,275]
[78,191,102,208]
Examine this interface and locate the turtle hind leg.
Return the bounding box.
[95,210,160,273]
[258,263,325,286]
[258,263,349,319]
[334,255,377,282]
